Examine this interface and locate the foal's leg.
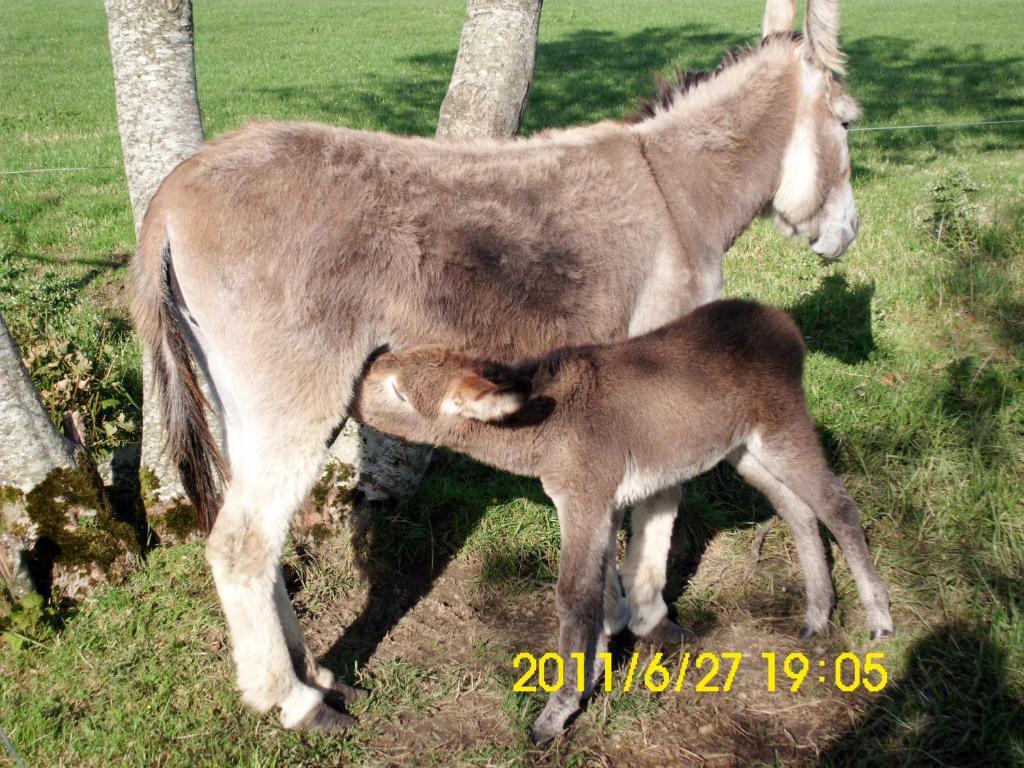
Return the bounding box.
[531,494,616,745]
[620,486,693,646]
[603,553,630,636]
[747,422,893,639]
[729,446,835,637]
[206,422,353,731]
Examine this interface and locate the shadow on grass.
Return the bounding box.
[257,25,1023,174]
[846,37,1024,175]
[257,23,747,135]
[787,273,876,365]
[321,451,549,678]
[820,623,1024,767]
[931,204,1024,462]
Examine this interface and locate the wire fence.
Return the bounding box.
[0,725,27,768]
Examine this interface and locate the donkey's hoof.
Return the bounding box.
[870,627,894,642]
[310,665,368,704]
[295,701,356,733]
[639,617,697,650]
[335,681,369,702]
[798,625,821,640]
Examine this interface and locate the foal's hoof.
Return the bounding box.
[798,625,822,640]
[639,617,697,650]
[529,721,563,747]
[296,701,356,734]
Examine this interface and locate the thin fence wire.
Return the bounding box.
[0,725,27,768]
[0,165,121,176]
[850,118,1024,133]
[0,118,1021,177]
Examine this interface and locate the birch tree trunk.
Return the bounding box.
[0,315,78,495]
[1,315,140,602]
[104,0,204,502]
[325,0,545,514]
[436,0,543,139]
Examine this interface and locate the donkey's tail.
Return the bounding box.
[130,218,227,534]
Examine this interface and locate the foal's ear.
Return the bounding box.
[441,374,525,422]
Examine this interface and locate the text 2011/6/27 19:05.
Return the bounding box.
[512,651,889,694]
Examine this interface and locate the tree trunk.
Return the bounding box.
[0,315,140,603]
[104,0,204,502]
[436,0,543,139]
[0,315,78,495]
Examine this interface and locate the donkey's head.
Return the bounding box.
[766,0,861,260]
[353,346,526,441]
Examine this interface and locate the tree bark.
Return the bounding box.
[0,315,78,494]
[1,314,140,603]
[105,0,205,232]
[104,0,205,501]
[436,0,543,139]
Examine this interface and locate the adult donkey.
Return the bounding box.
[132,0,861,732]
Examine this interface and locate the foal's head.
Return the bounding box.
[353,346,525,440]
[767,0,862,259]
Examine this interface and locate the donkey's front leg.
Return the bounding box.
[532,495,616,745]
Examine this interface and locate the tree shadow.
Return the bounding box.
[256,24,749,136]
[940,355,1023,465]
[786,273,876,365]
[846,36,1024,173]
[820,623,1024,767]
[254,25,1023,177]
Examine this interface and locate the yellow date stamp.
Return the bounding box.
[512,651,888,694]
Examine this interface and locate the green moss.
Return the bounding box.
[0,485,25,535]
[138,466,161,508]
[157,500,200,541]
[303,462,356,544]
[0,485,24,507]
[23,454,140,571]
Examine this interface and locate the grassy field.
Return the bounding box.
[1,0,1022,765]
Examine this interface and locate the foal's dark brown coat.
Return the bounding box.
[354,300,893,742]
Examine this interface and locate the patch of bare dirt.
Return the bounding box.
[295,535,887,767]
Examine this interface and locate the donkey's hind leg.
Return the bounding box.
[743,422,893,639]
[272,569,366,703]
[729,445,836,637]
[620,486,694,647]
[206,423,353,732]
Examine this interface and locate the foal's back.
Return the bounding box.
[592,299,806,425]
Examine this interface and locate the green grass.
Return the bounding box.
[2,0,1023,765]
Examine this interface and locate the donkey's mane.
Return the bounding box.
[626,31,802,124]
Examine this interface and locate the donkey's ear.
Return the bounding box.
[804,0,847,75]
[762,0,796,39]
[441,375,525,422]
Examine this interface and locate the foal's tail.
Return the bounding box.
[130,216,227,534]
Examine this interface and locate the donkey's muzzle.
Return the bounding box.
[811,212,859,260]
